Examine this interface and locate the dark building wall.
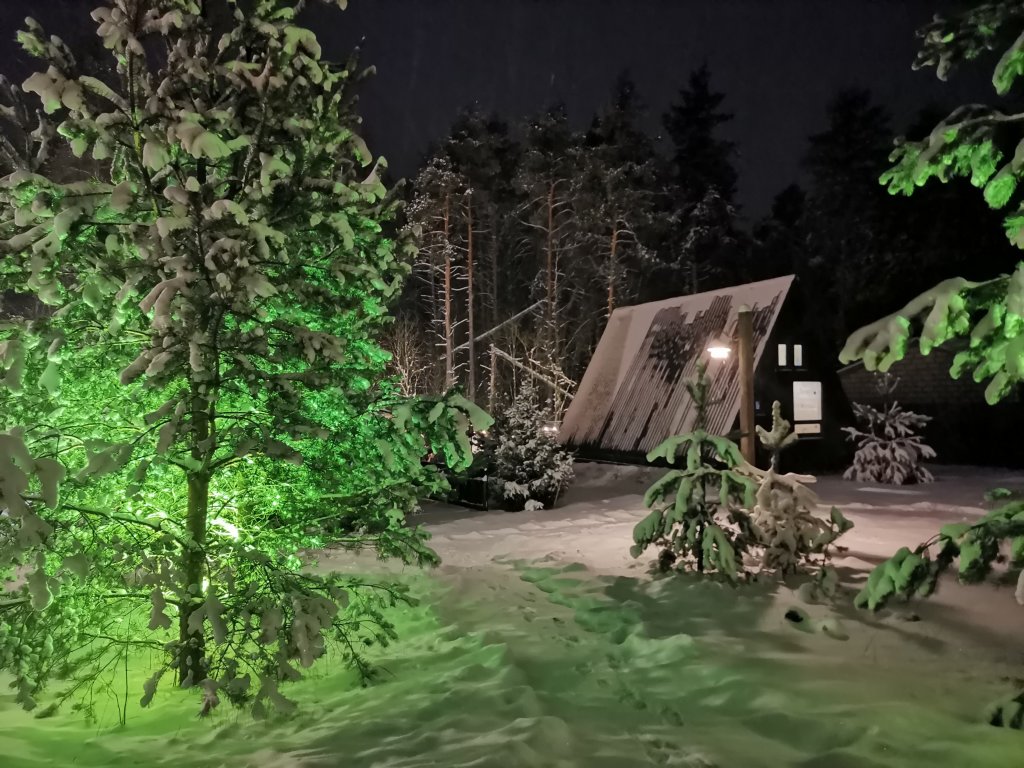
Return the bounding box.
[838,343,1024,468]
[753,289,852,473]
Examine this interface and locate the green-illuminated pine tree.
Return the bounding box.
[0,0,488,719]
[631,362,758,579]
[839,4,1024,404]
[840,2,1024,728]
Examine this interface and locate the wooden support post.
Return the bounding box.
[737,306,756,465]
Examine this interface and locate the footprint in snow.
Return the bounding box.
[784,608,849,640]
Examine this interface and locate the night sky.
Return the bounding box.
[0,0,991,219]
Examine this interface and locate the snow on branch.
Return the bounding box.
[839,269,1024,404]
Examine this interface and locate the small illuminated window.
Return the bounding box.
[777,344,787,367]
[793,344,803,367]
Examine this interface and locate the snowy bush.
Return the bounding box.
[631,362,759,579]
[749,402,853,584]
[492,383,574,510]
[843,375,935,485]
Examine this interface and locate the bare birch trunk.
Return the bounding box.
[443,194,454,389]
[466,195,476,400]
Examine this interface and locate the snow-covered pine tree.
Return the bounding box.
[579,73,657,319]
[0,0,488,718]
[677,185,742,294]
[443,109,520,343]
[843,374,935,485]
[631,362,758,578]
[514,107,583,370]
[492,382,574,510]
[406,155,470,391]
[750,402,853,579]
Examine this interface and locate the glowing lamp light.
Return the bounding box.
[707,338,731,360]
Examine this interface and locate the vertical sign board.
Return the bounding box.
[792,381,822,435]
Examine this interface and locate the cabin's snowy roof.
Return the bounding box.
[559,275,794,456]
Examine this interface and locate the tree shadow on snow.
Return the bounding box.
[812,556,1019,658]
[597,572,811,655]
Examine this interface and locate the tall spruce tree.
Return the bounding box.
[406,155,470,390]
[801,89,912,346]
[658,64,742,297]
[514,106,583,378]
[748,184,806,282]
[443,109,522,398]
[581,73,657,317]
[677,185,743,294]
[0,0,486,717]
[662,64,738,205]
[566,75,659,377]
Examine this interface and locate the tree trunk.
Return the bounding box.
[607,225,619,318]
[466,196,476,400]
[179,471,209,685]
[443,194,454,389]
[545,182,556,366]
[488,202,501,332]
[178,391,210,686]
[488,207,501,398]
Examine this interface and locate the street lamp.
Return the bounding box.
[705,307,756,465]
[706,337,731,360]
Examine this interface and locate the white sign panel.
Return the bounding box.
[794,422,821,435]
[792,381,822,422]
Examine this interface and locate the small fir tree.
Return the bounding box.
[631,362,758,578]
[750,401,853,581]
[491,382,574,511]
[843,375,936,485]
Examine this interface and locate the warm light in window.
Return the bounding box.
[793,344,803,367]
[777,344,787,367]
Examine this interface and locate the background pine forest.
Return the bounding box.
[388,68,1017,412]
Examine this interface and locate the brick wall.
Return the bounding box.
[838,342,1024,467]
[838,344,1002,406]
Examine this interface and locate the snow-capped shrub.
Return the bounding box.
[749,402,853,583]
[844,374,935,485]
[492,383,574,510]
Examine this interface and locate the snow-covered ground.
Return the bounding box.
[3,463,1024,767]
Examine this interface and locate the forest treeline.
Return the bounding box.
[393,66,1016,408]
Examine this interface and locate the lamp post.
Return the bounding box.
[706,305,757,465]
[737,306,756,465]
